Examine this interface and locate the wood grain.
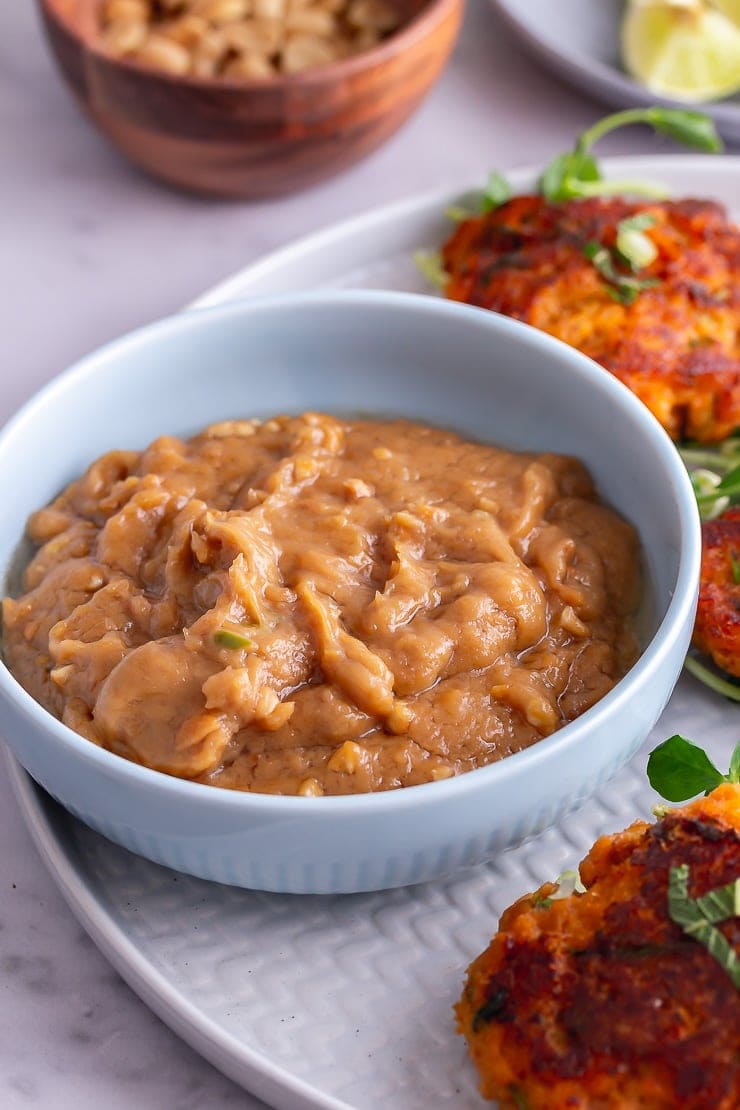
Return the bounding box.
[38,0,464,198]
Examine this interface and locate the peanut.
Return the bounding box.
[99,0,400,78]
[136,34,191,73]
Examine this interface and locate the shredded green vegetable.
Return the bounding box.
[683,656,740,703]
[413,250,448,290]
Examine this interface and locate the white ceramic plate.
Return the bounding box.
[9,155,740,1110]
[490,0,740,145]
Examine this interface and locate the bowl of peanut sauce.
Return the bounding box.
[0,291,700,892]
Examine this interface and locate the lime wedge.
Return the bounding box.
[622,0,740,102]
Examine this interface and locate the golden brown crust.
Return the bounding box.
[693,507,740,676]
[441,196,740,443]
[456,785,740,1109]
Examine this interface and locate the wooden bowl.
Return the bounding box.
[38,0,463,198]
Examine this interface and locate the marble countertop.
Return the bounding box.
[0,4,687,1107]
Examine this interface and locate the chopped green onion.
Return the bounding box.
[471,988,509,1031]
[445,204,475,223]
[214,628,256,650]
[551,868,586,899]
[678,439,740,520]
[413,250,448,290]
[731,550,740,585]
[533,868,586,909]
[616,213,658,270]
[617,212,657,233]
[509,1087,531,1110]
[583,241,659,304]
[481,171,512,212]
[690,468,730,520]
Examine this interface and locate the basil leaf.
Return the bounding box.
[694,878,740,923]
[647,734,725,801]
[668,865,740,989]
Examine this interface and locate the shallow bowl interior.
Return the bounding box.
[0,292,701,892]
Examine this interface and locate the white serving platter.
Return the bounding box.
[8,155,740,1109]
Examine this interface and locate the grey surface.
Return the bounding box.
[492,0,740,145]
[0,2,712,1108]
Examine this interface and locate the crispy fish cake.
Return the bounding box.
[442,196,740,443]
[456,785,740,1109]
[693,506,740,676]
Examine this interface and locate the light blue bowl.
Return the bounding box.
[0,292,700,893]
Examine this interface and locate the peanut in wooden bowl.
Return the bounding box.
[38,0,463,198]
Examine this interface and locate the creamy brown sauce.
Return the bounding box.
[2,414,641,796]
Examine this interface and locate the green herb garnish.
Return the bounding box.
[481,171,512,212]
[694,464,740,515]
[551,868,586,899]
[471,988,509,1031]
[413,250,448,290]
[583,240,659,304]
[731,550,740,585]
[615,212,658,270]
[540,107,722,203]
[647,735,740,801]
[445,204,475,223]
[440,173,513,225]
[532,868,585,909]
[679,437,740,520]
[213,628,256,650]
[668,865,740,989]
[509,1087,531,1110]
[684,655,740,703]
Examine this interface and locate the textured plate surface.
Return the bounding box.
[10,155,740,1109]
[490,0,740,144]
